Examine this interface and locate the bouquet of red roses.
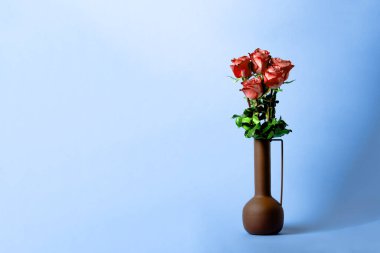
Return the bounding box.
[230,48,294,139]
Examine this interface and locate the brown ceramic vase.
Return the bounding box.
[242,139,284,235]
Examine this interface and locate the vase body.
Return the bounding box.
[242,139,284,235]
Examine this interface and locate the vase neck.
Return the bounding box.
[254,139,271,196]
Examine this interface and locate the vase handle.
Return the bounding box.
[271,139,284,205]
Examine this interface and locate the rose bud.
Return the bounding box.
[230,56,252,78]
[241,77,263,99]
[271,57,294,80]
[249,48,271,74]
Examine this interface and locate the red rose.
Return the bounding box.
[241,77,263,99]
[263,58,294,88]
[230,56,252,78]
[271,57,294,80]
[263,66,287,88]
[249,48,271,74]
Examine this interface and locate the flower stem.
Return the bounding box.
[265,89,275,122]
[242,77,251,107]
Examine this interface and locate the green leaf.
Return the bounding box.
[284,79,295,84]
[241,117,252,125]
[263,123,272,133]
[267,131,274,139]
[228,76,240,83]
[235,117,242,127]
[243,108,254,117]
[253,122,261,131]
[232,114,241,119]
[246,128,255,138]
[252,115,260,124]
[274,129,292,138]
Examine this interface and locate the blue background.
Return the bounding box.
[1,0,380,252]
